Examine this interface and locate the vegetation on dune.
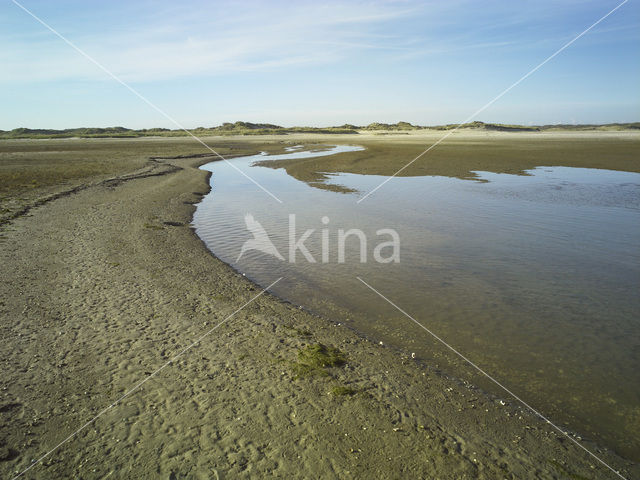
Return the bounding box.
[2,121,638,139]
[425,120,640,132]
[426,120,539,132]
[217,121,282,131]
[0,122,358,139]
[363,121,417,131]
[1,126,141,139]
[362,120,640,132]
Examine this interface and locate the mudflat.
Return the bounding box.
[1,135,638,478]
[255,130,640,192]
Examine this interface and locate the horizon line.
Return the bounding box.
[3,119,640,133]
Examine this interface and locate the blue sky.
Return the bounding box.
[2,0,639,129]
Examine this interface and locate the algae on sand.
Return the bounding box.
[330,385,358,397]
[291,343,346,378]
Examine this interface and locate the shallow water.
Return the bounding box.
[194,145,640,460]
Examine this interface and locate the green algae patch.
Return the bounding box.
[292,343,346,378]
[331,385,358,397]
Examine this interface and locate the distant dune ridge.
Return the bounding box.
[2,120,638,139]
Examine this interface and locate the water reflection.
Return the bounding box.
[193,145,640,460]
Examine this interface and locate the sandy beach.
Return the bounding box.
[1,138,638,479]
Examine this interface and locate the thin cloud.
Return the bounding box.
[3,1,416,83]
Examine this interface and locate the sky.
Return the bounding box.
[1,0,639,129]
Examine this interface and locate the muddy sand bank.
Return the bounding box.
[1,148,638,479]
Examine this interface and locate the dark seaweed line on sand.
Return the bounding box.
[0,159,183,228]
[0,151,257,228]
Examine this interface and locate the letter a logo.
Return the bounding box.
[236,214,285,262]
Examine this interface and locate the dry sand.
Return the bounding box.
[1,146,638,479]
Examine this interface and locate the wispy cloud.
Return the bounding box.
[5,0,634,84]
[3,1,416,83]
[2,0,637,128]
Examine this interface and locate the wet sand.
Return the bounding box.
[255,130,640,193]
[1,137,638,478]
